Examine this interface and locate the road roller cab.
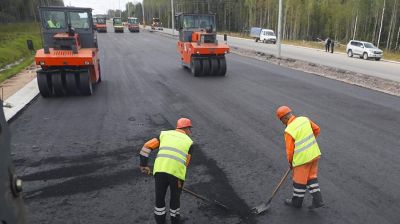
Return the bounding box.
[96,15,107,32]
[113,17,124,33]
[128,17,140,32]
[176,13,229,76]
[35,6,101,97]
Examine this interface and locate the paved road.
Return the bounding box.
[158,27,400,82]
[10,26,400,224]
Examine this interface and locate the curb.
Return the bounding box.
[3,78,39,122]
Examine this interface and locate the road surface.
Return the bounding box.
[10,26,400,224]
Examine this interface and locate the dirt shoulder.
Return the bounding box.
[0,63,37,100]
[230,47,400,97]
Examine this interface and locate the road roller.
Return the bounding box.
[35,6,101,97]
[176,12,229,77]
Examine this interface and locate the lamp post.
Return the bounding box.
[171,0,175,35]
[277,0,283,59]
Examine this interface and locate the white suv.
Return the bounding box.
[346,40,383,61]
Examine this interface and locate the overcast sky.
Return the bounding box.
[67,0,142,15]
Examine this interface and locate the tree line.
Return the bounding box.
[136,0,400,51]
[0,0,64,23]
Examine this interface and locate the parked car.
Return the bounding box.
[346,40,383,61]
[250,27,276,44]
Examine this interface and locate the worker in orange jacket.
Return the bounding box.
[276,106,324,209]
[139,118,193,224]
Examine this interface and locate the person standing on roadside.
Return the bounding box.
[325,38,331,52]
[330,40,335,53]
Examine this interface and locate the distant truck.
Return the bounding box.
[128,17,139,32]
[113,17,124,33]
[151,17,163,30]
[96,16,107,32]
[250,27,276,44]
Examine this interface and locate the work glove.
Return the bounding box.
[140,166,151,175]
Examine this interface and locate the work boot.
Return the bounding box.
[308,191,324,210]
[154,213,166,224]
[284,197,303,208]
[170,214,180,224]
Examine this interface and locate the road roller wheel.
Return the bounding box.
[79,72,93,96]
[52,73,66,96]
[37,73,52,97]
[65,73,79,95]
[210,58,219,76]
[191,58,202,77]
[218,57,227,76]
[201,59,211,76]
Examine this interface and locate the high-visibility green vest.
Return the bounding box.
[285,116,321,167]
[153,130,193,180]
[47,20,56,28]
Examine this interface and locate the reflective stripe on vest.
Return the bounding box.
[153,130,193,180]
[156,154,186,165]
[285,117,321,167]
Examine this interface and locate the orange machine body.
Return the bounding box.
[178,31,229,65]
[35,49,100,83]
[96,23,107,32]
[35,33,100,83]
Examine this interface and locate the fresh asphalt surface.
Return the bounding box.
[10,25,400,224]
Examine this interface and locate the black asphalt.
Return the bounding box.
[10,27,400,224]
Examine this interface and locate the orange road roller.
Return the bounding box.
[176,13,229,77]
[35,6,101,97]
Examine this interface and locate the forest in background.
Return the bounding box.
[1,0,399,51]
[0,0,64,23]
[131,0,400,51]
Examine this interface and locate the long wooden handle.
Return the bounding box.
[268,167,291,203]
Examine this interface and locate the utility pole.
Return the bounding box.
[128,1,130,18]
[377,0,385,47]
[277,0,283,58]
[171,0,175,35]
[119,0,121,18]
[142,2,146,26]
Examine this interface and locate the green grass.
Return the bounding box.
[0,56,34,83]
[0,23,42,81]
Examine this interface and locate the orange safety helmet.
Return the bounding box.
[176,118,192,129]
[276,106,292,119]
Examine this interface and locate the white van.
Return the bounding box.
[250,27,277,44]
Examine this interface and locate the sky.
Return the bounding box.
[67,0,142,15]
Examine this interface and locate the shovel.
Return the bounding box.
[182,187,230,210]
[251,167,291,214]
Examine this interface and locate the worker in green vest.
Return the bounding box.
[276,106,324,209]
[47,15,60,28]
[139,118,193,224]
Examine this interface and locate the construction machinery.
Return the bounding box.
[176,13,229,76]
[128,17,140,32]
[151,17,163,30]
[0,102,26,224]
[92,16,97,30]
[113,17,124,33]
[35,6,101,97]
[96,15,107,32]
